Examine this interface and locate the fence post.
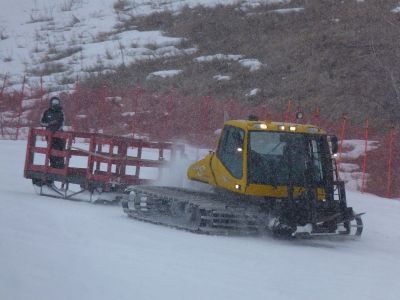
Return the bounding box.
[313,106,320,126]
[75,74,80,88]
[132,86,141,135]
[40,75,44,100]
[15,75,26,140]
[100,83,108,133]
[201,92,212,134]
[69,76,78,132]
[0,73,7,97]
[361,118,369,193]
[261,104,268,121]
[337,115,347,170]
[284,99,292,122]
[0,73,8,138]
[166,89,175,138]
[70,91,76,132]
[386,126,395,198]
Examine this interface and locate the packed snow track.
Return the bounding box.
[0,140,399,300]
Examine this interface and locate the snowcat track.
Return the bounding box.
[122,186,363,239]
[121,186,267,236]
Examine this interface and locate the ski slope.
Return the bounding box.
[0,139,400,300]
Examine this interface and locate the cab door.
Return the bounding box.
[213,125,247,193]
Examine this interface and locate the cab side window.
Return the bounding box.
[217,126,244,179]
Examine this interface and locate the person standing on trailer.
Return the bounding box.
[40,96,65,169]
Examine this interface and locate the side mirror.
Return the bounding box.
[330,135,338,154]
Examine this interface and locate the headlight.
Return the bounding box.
[253,123,267,129]
[289,126,296,131]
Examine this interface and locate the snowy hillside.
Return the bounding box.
[0,0,285,92]
[1,139,400,300]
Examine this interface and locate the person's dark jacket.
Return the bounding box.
[40,105,64,132]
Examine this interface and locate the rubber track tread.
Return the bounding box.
[122,186,267,235]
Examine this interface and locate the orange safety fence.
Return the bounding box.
[0,75,399,199]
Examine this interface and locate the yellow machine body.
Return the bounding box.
[123,119,363,237]
[187,120,327,200]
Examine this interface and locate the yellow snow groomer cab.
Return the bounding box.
[188,120,332,201]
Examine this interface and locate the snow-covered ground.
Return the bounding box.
[1,139,400,300]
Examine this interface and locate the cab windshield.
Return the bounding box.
[248,131,325,186]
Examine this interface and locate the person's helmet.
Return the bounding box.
[50,96,61,107]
